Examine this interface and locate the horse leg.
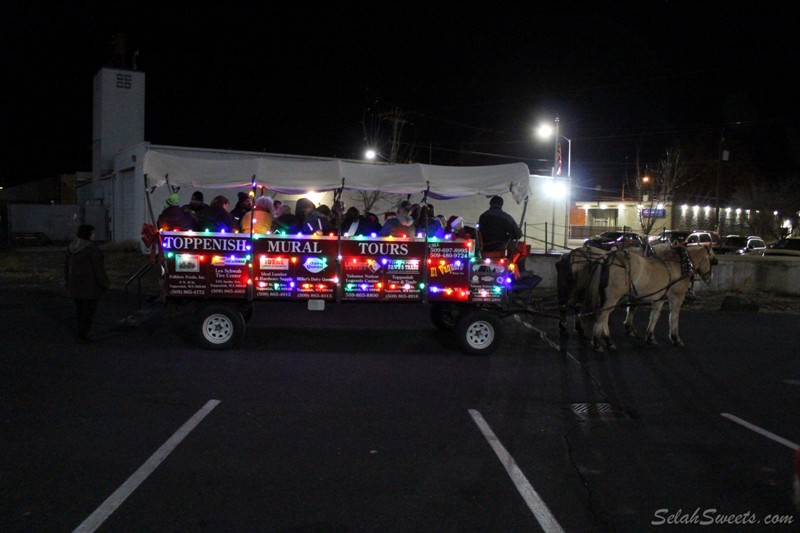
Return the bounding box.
[623,304,639,337]
[556,261,571,333]
[574,301,590,336]
[558,306,568,332]
[592,307,615,352]
[645,301,665,345]
[573,289,591,338]
[603,314,617,351]
[668,296,685,346]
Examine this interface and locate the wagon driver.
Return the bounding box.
[477,195,522,256]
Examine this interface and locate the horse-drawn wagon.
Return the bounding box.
[142,150,540,355]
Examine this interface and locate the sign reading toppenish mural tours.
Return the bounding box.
[161,233,485,303]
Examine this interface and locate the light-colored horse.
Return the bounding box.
[585,244,716,352]
[556,244,676,338]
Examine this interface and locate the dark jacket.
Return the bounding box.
[354,213,383,236]
[157,205,194,231]
[65,239,109,299]
[182,202,209,231]
[477,207,522,251]
[273,213,302,234]
[198,205,235,232]
[379,215,416,238]
[302,210,334,235]
[230,203,251,231]
[418,218,446,239]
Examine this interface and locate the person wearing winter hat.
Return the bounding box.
[446,215,476,240]
[64,224,109,343]
[157,193,193,231]
[182,191,209,231]
[477,195,521,254]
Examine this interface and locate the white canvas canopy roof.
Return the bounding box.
[143,150,530,202]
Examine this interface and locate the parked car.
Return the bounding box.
[712,235,767,255]
[648,229,691,245]
[584,231,645,251]
[763,237,800,257]
[685,230,720,247]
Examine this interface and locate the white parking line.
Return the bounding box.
[73,399,221,533]
[721,413,799,451]
[469,409,565,533]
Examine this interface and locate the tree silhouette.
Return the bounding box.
[637,148,696,236]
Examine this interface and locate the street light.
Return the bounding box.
[536,118,571,178]
[641,175,651,202]
[365,148,392,162]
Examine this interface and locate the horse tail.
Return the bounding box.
[555,252,572,306]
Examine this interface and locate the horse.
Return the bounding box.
[555,245,609,336]
[584,244,717,352]
[556,244,676,337]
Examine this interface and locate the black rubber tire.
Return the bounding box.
[194,302,246,350]
[430,303,459,331]
[239,302,254,323]
[455,309,503,355]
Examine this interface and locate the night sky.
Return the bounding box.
[2,3,798,198]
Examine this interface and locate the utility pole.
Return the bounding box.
[378,107,408,163]
[714,128,729,234]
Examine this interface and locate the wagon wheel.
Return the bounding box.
[455,309,504,355]
[194,302,246,350]
[239,302,254,323]
[430,303,459,331]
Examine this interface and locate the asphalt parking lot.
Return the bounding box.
[1,282,799,531]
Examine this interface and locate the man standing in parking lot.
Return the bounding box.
[477,195,522,255]
[65,225,109,343]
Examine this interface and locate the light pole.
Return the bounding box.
[714,129,729,234]
[537,117,572,252]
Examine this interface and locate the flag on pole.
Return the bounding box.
[556,142,563,176]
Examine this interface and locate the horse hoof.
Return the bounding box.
[626,328,638,338]
[671,337,685,347]
[647,336,658,345]
[607,343,617,351]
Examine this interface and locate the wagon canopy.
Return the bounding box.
[143,150,530,202]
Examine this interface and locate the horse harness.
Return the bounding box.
[605,246,699,304]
